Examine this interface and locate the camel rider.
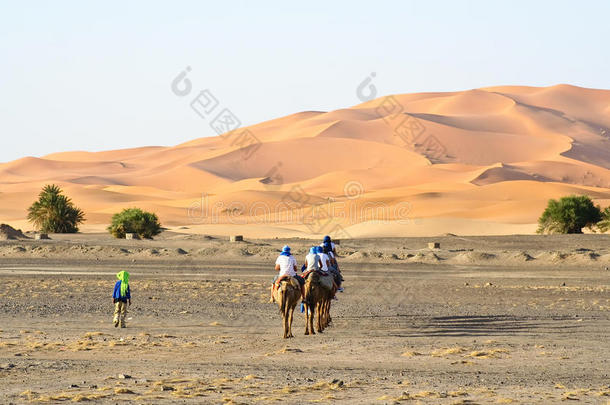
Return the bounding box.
[314,246,340,299]
[321,235,339,269]
[321,235,337,256]
[315,246,331,273]
[271,245,305,302]
[319,242,344,292]
[302,247,322,278]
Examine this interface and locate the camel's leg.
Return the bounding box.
[306,303,315,335]
[323,299,329,328]
[280,290,289,339]
[321,299,328,328]
[283,305,289,339]
[328,287,336,326]
[310,303,316,335]
[303,302,308,335]
[303,302,309,335]
[320,299,326,328]
[287,305,294,338]
[316,301,324,333]
[318,300,324,330]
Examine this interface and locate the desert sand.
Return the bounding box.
[1,84,610,237]
[1,85,610,403]
[1,233,610,404]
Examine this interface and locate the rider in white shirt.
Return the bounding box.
[315,246,331,272]
[303,247,322,278]
[314,246,340,299]
[321,236,343,292]
[271,245,305,301]
[276,251,297,278]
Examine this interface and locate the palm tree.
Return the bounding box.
[27,184,85,233]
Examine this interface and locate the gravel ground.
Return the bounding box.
[0,234,609,404]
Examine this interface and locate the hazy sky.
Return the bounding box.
[1,0,608,162]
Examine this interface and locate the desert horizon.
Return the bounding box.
[2,83,609,238]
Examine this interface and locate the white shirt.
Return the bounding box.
[318,252,330,271]
[305,253,320,272]
[275,254,297,277]
[320,243,336,260]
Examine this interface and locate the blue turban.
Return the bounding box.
[280,245,291,256]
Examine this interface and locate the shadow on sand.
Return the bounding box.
[388,314,583,338]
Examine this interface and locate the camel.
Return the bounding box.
[274,277,301,338]
[303,271,336,335]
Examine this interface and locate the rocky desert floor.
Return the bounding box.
[0,232,609,404]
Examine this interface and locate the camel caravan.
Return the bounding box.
[270,236,343,338]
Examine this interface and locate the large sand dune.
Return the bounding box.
[1,84,610,237]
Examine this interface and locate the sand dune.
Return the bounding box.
[1,84,609,237]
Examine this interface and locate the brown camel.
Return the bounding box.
[303,272,336,335]
[318,280,336,331]
[274,277,301,338]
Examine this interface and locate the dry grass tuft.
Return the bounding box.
[401,351,422,357]
[34,392,74,402]
[379,390,468,402]
[156,377,197,384]
[467,348,509,359]
[431,346,467,357]
[71,393,112,402]
[114,387,135,394]
[66,339,101,351]
[182,341,198,348]
[20,390,38,400]
[107,339,128,347]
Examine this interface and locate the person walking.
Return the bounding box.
[112,271,131,328]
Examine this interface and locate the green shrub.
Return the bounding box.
[27,184,85,233]
[537,195,602,234]
[597,207,610,233]
[108,208,162,239]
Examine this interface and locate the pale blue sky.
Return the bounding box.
[0,0,608,162]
